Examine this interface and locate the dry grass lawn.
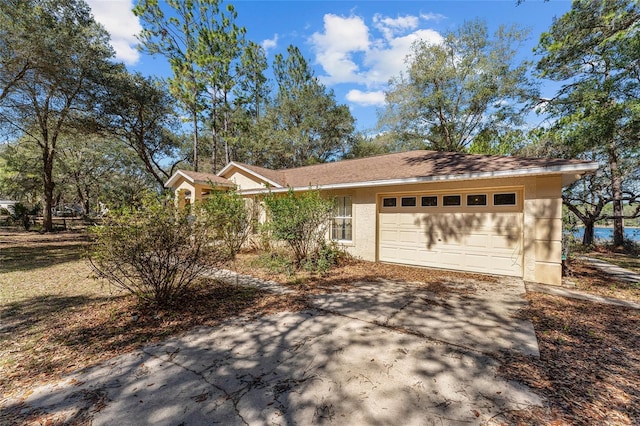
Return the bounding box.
[0,231,304,402]
[1,230,639,425]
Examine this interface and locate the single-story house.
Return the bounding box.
[165,150,599,286]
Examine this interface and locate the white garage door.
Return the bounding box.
[378,196,523,277]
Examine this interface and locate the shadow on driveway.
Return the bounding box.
[2,278,542,425]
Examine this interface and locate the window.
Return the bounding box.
[467,194,487,206]
[401,196,417,207]
[494,193,517,206]
[421,196,438,207]
[443,195,461,206]
[332,196,352,241]
[382,197,397,207]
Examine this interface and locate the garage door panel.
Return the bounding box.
[379,211,523,277]
[379,229,399,242]
[492,234,521,250]
[466,233,491,248]
[399,229,419,243]
[465,253,490,268]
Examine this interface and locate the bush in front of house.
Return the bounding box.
[89,194,226,307]
[263,189,334,267]
[200,189,255,259]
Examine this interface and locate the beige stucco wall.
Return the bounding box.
[173,180,217,207]
[226,169,269,190]
[523,175,563,285]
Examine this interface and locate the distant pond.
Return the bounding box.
[572,227,640,243]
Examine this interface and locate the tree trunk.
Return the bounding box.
[42,149,55,232]
[609,140,624,246]
[212,96,218,173]
[192,109,199,172]
[582,221,595,246]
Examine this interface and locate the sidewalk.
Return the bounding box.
[578,256,640,284]
[527,256,640,309]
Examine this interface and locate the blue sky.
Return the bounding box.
[86,0,572,132]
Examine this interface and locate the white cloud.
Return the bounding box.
[346,89,386,107]
[86,0,141,65]
[310,13,443,89]
[365,29,442,85]
[261,34,279,54]
[420,12,447,22]
[373,14,419,40]
[311,14,370,85]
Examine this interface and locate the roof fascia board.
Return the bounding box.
[218,162,283,188]
[237,162,599,195]
[164,170,194,188]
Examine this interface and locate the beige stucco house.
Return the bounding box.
[165,150,598,286]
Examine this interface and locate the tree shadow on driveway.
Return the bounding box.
[3,290,543,425]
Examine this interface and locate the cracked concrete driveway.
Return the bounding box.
[5,276,542,425]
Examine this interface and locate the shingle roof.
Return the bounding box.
[233,150,598,189]
[164,169,234,188]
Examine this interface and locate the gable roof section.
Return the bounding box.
[218,162,286,188]
[164,169,234,189]
[232,150,599,194]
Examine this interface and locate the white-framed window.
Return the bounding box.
[382,197,397,207]
[401,196,417,207]
[466,194,487,206]
[421,196,438,207]
[494,193,517,206]
[332,196,352,242]
[443,195,461,206]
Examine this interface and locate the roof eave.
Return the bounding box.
[164,170,193,188]
[237,162,600,195]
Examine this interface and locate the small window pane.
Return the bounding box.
[401,197,417,207]
[494,193,516,205]
[443,195,461,206]
[334,196,352,216]
[383,197,397,207]
[467,194,487,206]
[332,218,352,241]
[421,196,438,207]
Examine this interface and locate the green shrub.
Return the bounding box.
[263,189,334,266]
[200,189,254,259]
[252,250,296,276]
[9,203,37,230]
[302,241,347,274]
[89,195,226,307]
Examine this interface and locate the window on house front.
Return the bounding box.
[467,194,487,206]
[332,196,352,242]
[382,197,397,207]
[443,195,461,206]
[494,193,517,206]
[401,196,417,207]
[421,196,438,207]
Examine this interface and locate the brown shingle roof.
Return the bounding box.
[236,150,597,188]
[166,170,234,188]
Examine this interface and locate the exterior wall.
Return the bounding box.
[227,169,269,191]
[523,175,563,285]
[173,180,217,207]
[326,175,563,286]
[326,188,378,261]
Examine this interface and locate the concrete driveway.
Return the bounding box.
[6,276,542,425]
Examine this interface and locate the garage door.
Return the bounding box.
[378,195,523,277]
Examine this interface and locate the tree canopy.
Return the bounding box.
[380,19,536,154]
[534,0,640,245]
[0,0,114,231]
